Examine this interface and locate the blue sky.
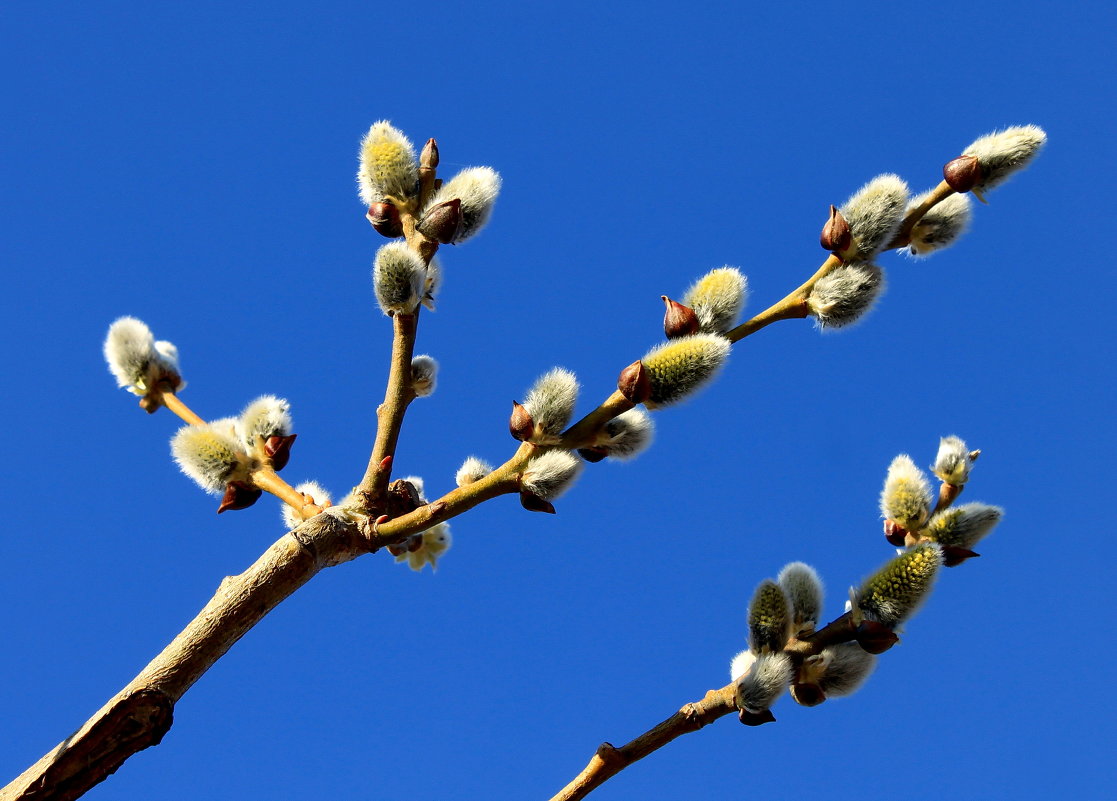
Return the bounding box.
[2,1,1114,799]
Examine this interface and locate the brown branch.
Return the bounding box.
[1,512,365,801]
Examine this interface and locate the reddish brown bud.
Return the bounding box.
[617,360,651,405]
[217,481,262,514]
[738,708,776,726]
[417,198,463,244]
[386,542,407,557]
[790,683,827,707]
[265,434,297,472]
[941,545,980,567]
[820,204,852,254]
[510,401,535,442]
[969,449,981,462]
[577,447,608,463]
[520,491,556,514]
[420,138,439,169]
[379,454,393,472]
[855,621,899,654]
[385,479,422,519]
[943,155,983,193]
[883,519,909,547]
[367,202,403,238]
[662,295,700,338]
[406,533,424,552]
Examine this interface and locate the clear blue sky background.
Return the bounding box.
[2,1,1114,799]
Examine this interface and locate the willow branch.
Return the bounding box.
[0,511,365,801]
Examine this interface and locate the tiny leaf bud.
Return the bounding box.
[682,266,748,334]
[357,121,418,204]
[777,562,824,636]
[425,166,501,243]
[411,354,439,398]
[838,174,909,259]
[617,360,651,405]
[455,456,494,487]
[373,242,426,316]
[662,296,700,338]
[880,454,934,532]
[735,652,792,715]
[807,262,884,329]
[748,579,792,654]
[932,435,974,486]
[640,333,731,409]
[420,138,439,169]
[367,202,403,238]
[217,481,263,514]
[820,205,852,254]
[907,192,971,257]
[857,543,944,627]
[417,198,463,244]
[522,368,579,442]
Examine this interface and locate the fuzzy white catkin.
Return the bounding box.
[777,562,824,635]
[411,355,439,397]
[880,454,933,531]
[599,409,654,461]
[104,317,185,394]
[396,523,452,572]
[455,456,493,487]
[237,395,292,450]
[963,125,1047,193]
[907,192,971,257]
[281,481,332,529]
[421,257,441,311]
[682,267,748,334]
[373,242,427,316]
[427,167,501,242]
[807,263,885,329]
[735,652,793,713]
[641,333,731,408]
[926,503,1003,549]
[400,475,428,503]
[839,174,909,258]
[729,649,757,682]
[932,435,972,485]
[817,642,876,697]
[357,121,418,204]
[522,368,579,439]
[522,450,582,500]
[171,425,248,495]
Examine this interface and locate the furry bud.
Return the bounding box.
[373,242,426,316]
[237,396,293,452]
[662,296,700,338]
[640,333,730,408]
[907,192,971,257]
[591,408,655,461]
[820,205,852,254]
[816,642,877,697]
[411,355,439,397]
[357,121,418,204]
[932,435,973,485]
[735,652,792,715]
[857,543,943,627]
[926,503,1003,550]
[367,202,403,238]
[777,562,824,636]
[521,450,582,501]
[455,456,493,487]
[172,424,250,495]
[881,454,934,532]
[807,262,884,329]
[426,166,500,242]
[748,579,792,654]
[521,368,579,442]
[729,649,756,682]
[104,317,185,396]
[838,174,909,258]
[959,125,1047,197]
[682,267,748,334]
[281,481,333,529]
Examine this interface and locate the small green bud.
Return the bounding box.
[681,266,748,334]
[748,579,791,654]
[857,543,943,627]
[777,562,824,636]
[640,333,730,409]
[880,454,933,532]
